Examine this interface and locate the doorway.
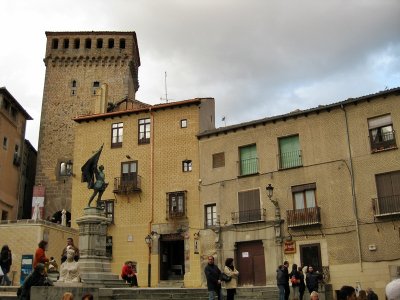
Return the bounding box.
[300,243,322,272]
[236,240,266,286]
[159,234,185,280]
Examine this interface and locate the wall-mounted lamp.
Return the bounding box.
[194,231,200,240]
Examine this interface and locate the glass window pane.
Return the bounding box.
[294,192,304,209]
[122,163,129,174]
[305,190,316,207]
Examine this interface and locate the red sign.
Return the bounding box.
[284,241,296,254]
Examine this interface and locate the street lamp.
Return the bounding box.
[266,184,282,242]
[144,231,158,287]
[145,234,152,287]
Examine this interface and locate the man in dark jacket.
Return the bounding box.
[366,288,378,300]
[306,266,322,294]
[18,263,53,300]
[204,256,222,300]
[277,265,286,300]
[282,261,290,300]
[0,245,12,286]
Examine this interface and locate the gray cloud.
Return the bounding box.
[1,0,399,148]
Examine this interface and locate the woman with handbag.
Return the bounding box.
[223,258,239,300]
[289,263,300,300]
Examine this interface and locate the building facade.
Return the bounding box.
[0,87,32,220]
[36,31,140,220]
[71,97,215,287]
[197,88,400,298]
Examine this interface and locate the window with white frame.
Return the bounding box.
[205,204,217,227]
[111,122,123,148]
[368,114,396,152]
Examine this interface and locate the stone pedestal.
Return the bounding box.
[76,207,124,287]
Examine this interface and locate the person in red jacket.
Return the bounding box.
[121,261,138,287]
[33,240,49,268]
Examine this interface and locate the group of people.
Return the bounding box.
[204,255,239,300]
[277,261,323,300]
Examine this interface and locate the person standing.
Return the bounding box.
[306,266,321,294]
[33,240,49,268]
[277,265,286,300]
[223,258,239,300]
[61,238,79,263]
[204,256,222,300]
[0,245,12,286]
[283,261,290,300]
[289,263,300,300]
[298,266,306,300]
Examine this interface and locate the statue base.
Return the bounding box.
[75,207,125,287]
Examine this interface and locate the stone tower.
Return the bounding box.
[36,31,140,220]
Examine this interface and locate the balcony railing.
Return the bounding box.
[231,208,266,224]
[278,150,303,170]
[113,175,142,194]
[370,131,397,152]
[372,195,400,216]
[239,157,259,176]
[286,207,321,228]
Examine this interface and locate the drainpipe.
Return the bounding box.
[341,104,363,272]
[147,107,155,287]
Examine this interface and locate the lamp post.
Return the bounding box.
[266,184,282,243]
[145,234,152,287]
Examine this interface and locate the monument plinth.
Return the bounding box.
[75,207,124,287]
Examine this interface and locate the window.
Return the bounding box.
[212,152,225,168]
[138,118,150,144]
[51,39,59,49]
[292,183,317,209]
[71,80,77,96]
[278,135,302,169]
[98,200,114,223]
[13,144,20,166]
[1,210,8,221]
[300,244,322,273]
[119,39,126,49]
[74,39,80,49]
[239,144,258,176]
[167,191,186,218]
[374,171,400,216]
[181,119,187,128]
[108,38,114,48]
[111,122,123,148]
[96,38,103,48]
[3,137,8,149]
[92,81,100,95]
[63,39,69,49]
[182,160,192,172]
[85,38,92,49]
[368,114,396,152]
[59,161,73,176]
[121,161,137,186]
[237,189,261,223]
[205,204,217,227]
[106,236,113,258]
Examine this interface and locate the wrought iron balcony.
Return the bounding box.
[286,207,321,228]
[372,195,400,217]
[231,208,266,224]
[113,175,142,194]
[238,157,259,176]
[278,150,303,170]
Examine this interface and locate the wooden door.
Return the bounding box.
[236,240,266,286]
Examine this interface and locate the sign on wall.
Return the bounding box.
[284,241,296,254]
[31,186,45,220]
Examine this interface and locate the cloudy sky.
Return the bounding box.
[1,0,399,149]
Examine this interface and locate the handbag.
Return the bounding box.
[221,273,231,282]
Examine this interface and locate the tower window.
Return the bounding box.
[119,39,126,49]
[92,81,100,95]
[85,38,92,49]
[74,39,80,49]
[97,38,103,49]
[108,38,114,49]
[63,39,69,49]
[52,39,59,49]
[71,80,77,96]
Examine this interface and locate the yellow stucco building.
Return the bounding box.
[71,96,215,287]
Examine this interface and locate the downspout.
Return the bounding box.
[147,107,155,287]
[341,104,363,272]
